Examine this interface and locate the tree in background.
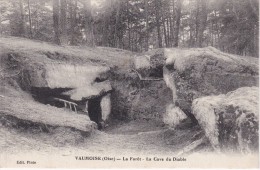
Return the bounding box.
[69,0,78,45]
[18,0,25,36]
[53,0,60,44]
[0,0,258,57]
[173,0,182,47]
[60,0,68,45]
[82,0,95,46]
[195,0,207,47]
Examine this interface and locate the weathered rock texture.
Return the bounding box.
[164,47,259,115]
[134,49,165,78]
[0,37,134,131]
[0,37,173,126]
[134,47,259,126]
[1,37,258,127]
[109,69,172,121]
[0,89,97,133]
[101,93,111,121]
[163,104,187,128]
[192,87,259,153]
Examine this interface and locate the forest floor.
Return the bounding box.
[0,115,257,169]
[0,117,211,157]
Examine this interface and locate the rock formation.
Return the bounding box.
[192,87,259,153]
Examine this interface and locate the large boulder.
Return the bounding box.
[163,104,187,128]
[164,47,259,116]
[133,49,165,78]
[132,47,258,124]
[192,87,259,153]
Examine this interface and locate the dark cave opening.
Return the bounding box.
[87,96,103,129]
[149,65,164,78]
[30,87,73,106]
[30,87,109,130]
[30,87,83,113]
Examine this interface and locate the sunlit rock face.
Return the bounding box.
[163,104,187,128]
[27,63,108,88]
[24,62,113,123]
[164,47,259,115]
[45,64,109,89]
[24,62,112,102]
[192,87,259,153]
[101,93,111,121]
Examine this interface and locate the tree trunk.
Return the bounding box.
[173,0,182,47]
[155,0,162,48]
[210,20,213,46]
[145,0,149,51]
[196,0,208,47]
[35,0,40,33]
[188,0,193,47]
[53,0,60,45]
[189,24,193,47]
[163,18,168,47]
[214,10,220,48]
[60,0,68,45]
[102,14,109,46]
[27,0,32,38]
[195,1,199,44]
[127,0,131,50]
[83,0,95,47]
[19,0,25,36]
[169,0,175,47]
[114,1,121,48]
[69,0,77,45]
[166,17,170,46]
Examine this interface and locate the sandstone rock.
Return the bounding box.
[192,87,259,153]
[134,55,150,70]
[133,49,165,78]
[164,47,259,115]
[131,47,258,123]
[163,104,187,128]
[110,71,172,121]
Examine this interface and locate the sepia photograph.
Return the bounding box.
[0,0,259,168]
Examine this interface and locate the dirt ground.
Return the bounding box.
[0,117,211,157]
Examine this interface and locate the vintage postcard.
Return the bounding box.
[0,0,259,168]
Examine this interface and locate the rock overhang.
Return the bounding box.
[27,62,112,101]
[63,80,112,101]
[164,47,259,74]
[192,86,259,152]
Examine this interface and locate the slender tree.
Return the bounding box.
[69,0,77,45]
[126,0,131,50]
[82,0,95,46]
[196,0,208,47]
[169,0,175,47]
[53,0,61,44]
[145,0,149,51]
[60,0,68,45]
[155,0,162,48]
[27,0,32,38]
[173,0,182,47]
[114,1,121,48]
[19,0,25,36]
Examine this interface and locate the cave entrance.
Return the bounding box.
[30,87,81,113]
[31,87,112,130]
[85,91,112,130]
[87,96,102,129]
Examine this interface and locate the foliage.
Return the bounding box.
[0,0,258,57]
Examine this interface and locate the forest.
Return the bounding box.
[0,0,259,57]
